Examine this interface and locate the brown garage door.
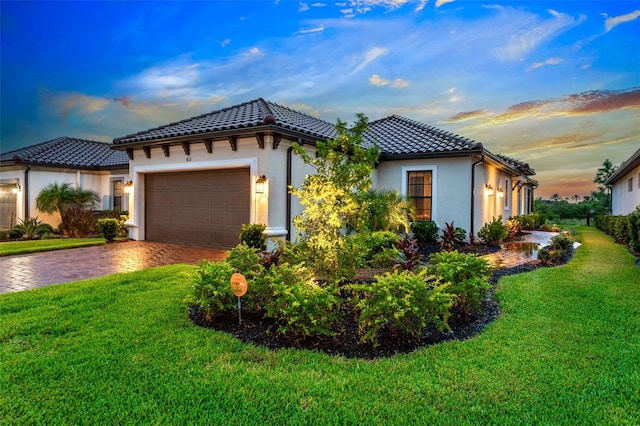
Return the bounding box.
[145,169,250,248]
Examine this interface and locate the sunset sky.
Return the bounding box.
[1,0,638,199]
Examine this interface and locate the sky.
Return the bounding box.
[1,0,639,199]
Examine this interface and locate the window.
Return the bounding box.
[112,179,123,213]
[407,171,432,221]
[629,177,634,192]
[504,179,510,209]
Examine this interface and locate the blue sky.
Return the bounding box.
[1,0,638,198]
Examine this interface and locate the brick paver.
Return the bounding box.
[0,241,226,294]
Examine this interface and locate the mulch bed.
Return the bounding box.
[189,241,571,360]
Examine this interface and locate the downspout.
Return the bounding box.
[286,145,293,242]
[470,155,485,237]
[24,164,31,218]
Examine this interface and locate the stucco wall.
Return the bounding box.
[0,165,129,228]
[611,163,640,215]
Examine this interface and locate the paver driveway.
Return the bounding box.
[0,241,226,294]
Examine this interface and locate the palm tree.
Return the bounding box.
[551,193,561,202]
[572,194,580,203]
[36,182,99,218]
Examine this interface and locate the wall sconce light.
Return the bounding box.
[497,187,505,198]
[255,175,267,194]
[12,183,20,194]
[485,184,494,196]
[123,180,134,194]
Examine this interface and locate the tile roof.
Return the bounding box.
[496,154,536,175]
[113,98,337,145]
[365,115,483,158]
[0,136,129,169]
[604,147,640,185]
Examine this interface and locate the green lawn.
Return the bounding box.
[0,238,106,256]
[1,228,638,424]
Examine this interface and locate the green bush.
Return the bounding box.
[226,243,263,280]
[427,251,491,314]
[239,223,266,251]
[8,227,24,239]
[0,230,8,241]
[506,218,522,240]
[350,269,454,346]
[411,221,439,245]
[346,231,401,267]
[97,218,119,242]
[369,247,401,268]
[477,216,508,246]
[628,207,640,253]
[14,217,50,239]
[512,213,542,230]
[188,260,237,316]
[262,263,340,337]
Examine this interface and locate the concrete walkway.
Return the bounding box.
[0,241,226,294]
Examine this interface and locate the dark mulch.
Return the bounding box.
[189,242,571,360]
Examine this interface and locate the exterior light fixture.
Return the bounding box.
[485,184,494,196]
[255,175,267,194]
[123,180,134,194]
[497,187,505,198]
[11,183,20,194]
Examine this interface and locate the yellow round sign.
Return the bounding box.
[230,273,248,297]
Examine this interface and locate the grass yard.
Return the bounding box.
[0,238,106,256]
[1,227,638,424]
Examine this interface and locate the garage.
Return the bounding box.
[0,185,17,229]
[145,169,250,248]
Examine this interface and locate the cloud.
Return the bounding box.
[436,0,454,8]
[493,8,584,61]
[351,47,388,75]
[245,47,261,56]
[527,57,564,71]
[220,38,230,48]
[41,89,110,120]
[442,109,491,123]
[298,2,310,12]
[414,0,427,12]
[604,10,640,32]
[369,74,410,88]
[113,96,132,107]
[295,25,325,35]
[480,88,640,125]
[338,0,411,17]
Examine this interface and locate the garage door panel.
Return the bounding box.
[145,169,250,248]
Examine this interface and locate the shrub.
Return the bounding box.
[226,243,263,280]
[427,251,491,314]
[369,247,401,268]
[0,230,8,241]
[512,213,542,230]
[538,234,574,265]
[505,218,522,241]
[14,217,50,239]
[628,207,640,253]
[259,246,284,270]
[349,269,454,346]
[411,221,439,245]
[394,235,423,271]
[97,218,119,242]
[262,263,340,337]
[239,223,266,251]
[439,222,465,252]
[346,231,401,267]
[61,205,96,237]
[8,227,24,239]
[358,189,413,233]
[188,260,237,316]
[477,216,508,246]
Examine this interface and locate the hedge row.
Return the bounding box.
[595,208,640,253]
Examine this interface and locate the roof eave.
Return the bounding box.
[379,148,484,161]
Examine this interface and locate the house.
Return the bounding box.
[0,137,130,229]
[112,98,537,249]
[605,148,640,215]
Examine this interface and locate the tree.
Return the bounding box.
[290,114,380,275]
[572,194,580,203]
[593,159,618,213]
[550,193,561,202]
[36,182,100,235]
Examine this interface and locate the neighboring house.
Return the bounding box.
[0,137,130,229]
[605,148,640,215]
[112,98,537,249]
